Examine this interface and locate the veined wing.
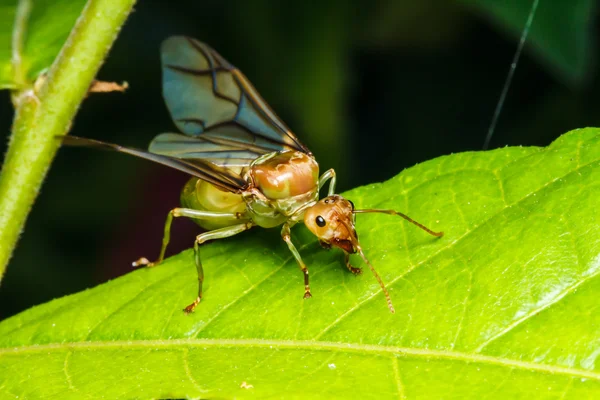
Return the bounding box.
[149,118,295,167]
[157,36,311,164]
[149,130,268,168]
[61,136,248,193]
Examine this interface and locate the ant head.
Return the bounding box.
[304,195,444,314]
[304,195,358,253]
[304,194,395,313]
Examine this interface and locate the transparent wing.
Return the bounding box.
[157,36,311,165]
[150,131,265,168]
[61,136,248,193]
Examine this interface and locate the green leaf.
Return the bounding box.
[462,0,595,84]
[0,2,16,88]
[1,128,599,398]
[0,0,87,89]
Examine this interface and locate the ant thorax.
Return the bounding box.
[249,151,319,199]
[243,151,321,227]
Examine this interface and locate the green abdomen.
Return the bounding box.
[180,177,249,230]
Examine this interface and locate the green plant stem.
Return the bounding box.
[0,0,137,282]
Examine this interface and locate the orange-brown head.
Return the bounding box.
[304,194,396,312]
[304,195,358,253]
[303,194,444,314]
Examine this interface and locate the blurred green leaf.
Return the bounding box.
[463,0,595,84]
[361,0,468,48]
[0,0,87,89]
[1,128,599,398]
[363,0,595,85]
[0,3,16,88]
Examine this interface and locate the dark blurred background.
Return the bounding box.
[0,0,598,318]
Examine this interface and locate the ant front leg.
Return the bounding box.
[318,169,337,196]
[281,223,312,299]
[344,253,362,275]
[132,208,243,267]
[185,222,253,313]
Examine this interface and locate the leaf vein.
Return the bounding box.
[190,240,313,338]
[183,347,206,394]
[63,350,76,393]
[84,266,181,340]
[392,356,406,400]
[3,338,600,381]
[314,158,600,340]
[475,264,600,352]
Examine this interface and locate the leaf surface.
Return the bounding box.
[1,129,599,398]
[0,0,87,89]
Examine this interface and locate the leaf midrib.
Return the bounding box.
[2,338,599,381]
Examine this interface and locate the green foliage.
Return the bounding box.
[1,128,599,398]
[0,0,87,89]
[0,0,596,90]
[464,0,595,84]
[0,2,15,87]
[0,0,136,281]
[361,0,595,85]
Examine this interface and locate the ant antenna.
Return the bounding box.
[354,209,443,237]
[482,0,540,150]
[356,245,395,313]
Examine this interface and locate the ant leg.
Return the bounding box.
[281,223,312,299]
[132,208,243,267]
[184,222,253,313]
[318,169,337,196]
[344,253,362,275]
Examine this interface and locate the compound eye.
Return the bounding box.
[348,200,355,210]
[315,216,326,227]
